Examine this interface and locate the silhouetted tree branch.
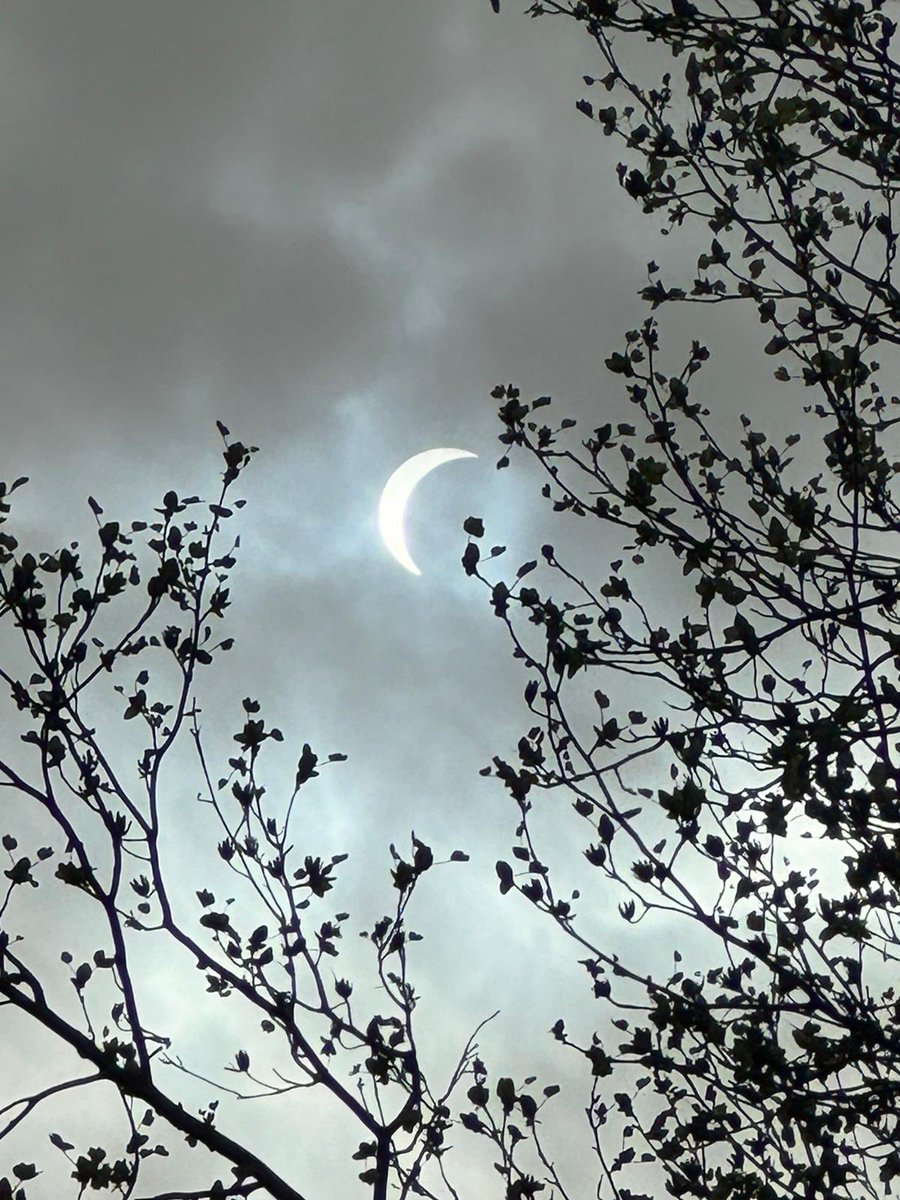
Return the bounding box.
[465,1,900,1197]
[5,2,900,1199]
[0,430,479,1200]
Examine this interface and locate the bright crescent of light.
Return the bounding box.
[379,448,477,576]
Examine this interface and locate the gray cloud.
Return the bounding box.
[0,2,797,1196]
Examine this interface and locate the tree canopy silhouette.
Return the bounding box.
[462,1,900,1197]
[0,432,482,1200]
[3,1,900,1199]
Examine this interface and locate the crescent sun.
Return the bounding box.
[379,448,477,576]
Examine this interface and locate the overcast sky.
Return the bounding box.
[0,3,818,1197]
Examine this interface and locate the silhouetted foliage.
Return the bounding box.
[466,1,900,1198]
[0,428,481,1200]
[5,2,900,1199]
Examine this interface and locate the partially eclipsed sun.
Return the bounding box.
[379,448,477,576]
